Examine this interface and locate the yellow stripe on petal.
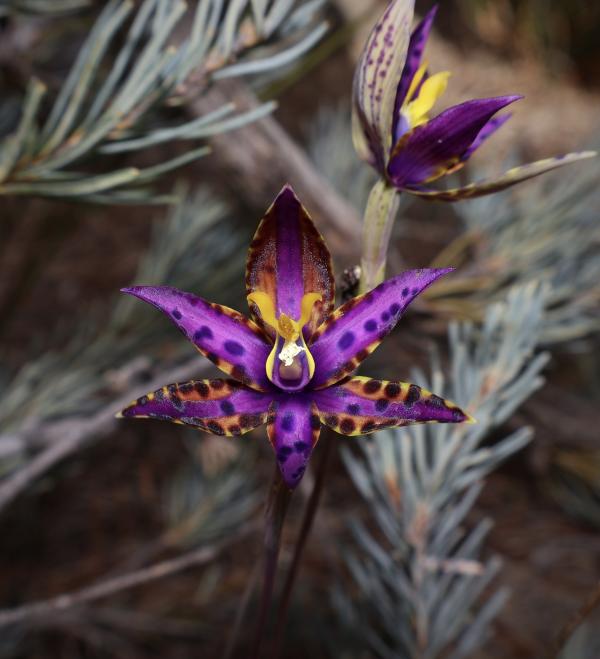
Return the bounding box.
[405,71,451,128]
[300,293,322,327]
[405,62,428,105]
[247,291,277,331]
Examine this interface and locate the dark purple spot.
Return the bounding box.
[364,380,382,394]
[294,441,308,453]
[231,364,249,384]
[401,287,409,297]
[375,398,389,412]
[210,379,225,390]
[207,421,224,435]
[453,408,466,421]
[340,418,356,433]
[405,384,421,405]
[172,309,182,320]
[428,395,445,409]
[347,403,360,415]
[277,445,293,463]
[220,400,235,415]
[194,382,209,397]
[411,287,419,295]
[390,303,400,315]
[193,326,213,341]
[363,291,375,305]
[381,311,390,322]
[385,383,400,398]
[224,340,245,356]
[361,421,376,433]
[338,332,355,350]
[325,414,339,427]
[281,414,295,432]
[364,319,377,332]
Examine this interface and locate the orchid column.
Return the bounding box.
[353,1,594,292]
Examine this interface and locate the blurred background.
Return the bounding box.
[0,1,599,657]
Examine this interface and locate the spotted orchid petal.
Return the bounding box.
[267,395,321,489]
[405,151,597,201]
[313,376,472,435]
[352,0,415,171]
[121,286,273,391]
[245,185,334,341]
[392,4,438,144]
[309,268,452,389]
[387,95,521,188]
[118,379,272,436]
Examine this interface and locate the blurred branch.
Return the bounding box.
[0,0,328,202]
[190,82,363,261]
[0,520,257,629]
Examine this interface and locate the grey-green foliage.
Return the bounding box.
[0,0,327,202]
[452,155,600,344]
[164,441,259,549]
[336,283,549,659]
[308,105,375,212]
[0,0,90,15]
[0,187,245,458]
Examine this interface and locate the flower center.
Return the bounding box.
[398,63,451,136]
[247,291,322,389]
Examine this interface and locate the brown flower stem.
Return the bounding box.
[251,465,293,659]
[271,435,333,659]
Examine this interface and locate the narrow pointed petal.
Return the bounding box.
[245,185,334,340]
[387,96,521,187]
[461,113,511,162]
[393,5,438,142]
[118,379,272,436]
[352,0,415,169]
[122,286,272,391]
[405,151,597,201]
[310,268,452,389]
[267,395,321,488]
[313,376,471,435]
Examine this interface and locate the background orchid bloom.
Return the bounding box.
[118,186,472,488]
[352,1,594,200]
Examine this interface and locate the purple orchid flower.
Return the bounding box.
[352,1,594,201]
[118,186,472,488]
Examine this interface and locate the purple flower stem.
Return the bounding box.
[271,434,334,659]
[251,464,293,659]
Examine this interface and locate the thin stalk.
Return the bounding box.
[251,465,293,659]
[272,435,333,659]
[359,179,401,293]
